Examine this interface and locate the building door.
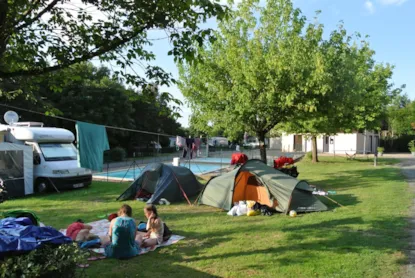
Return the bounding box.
[369,135,373,153]
[293,135,303,152]
[323,136,329,152]
[376,136,379,150]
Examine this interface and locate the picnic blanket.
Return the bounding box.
[59,219,184,255]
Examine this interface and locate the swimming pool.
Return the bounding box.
[95,162,227,181]
[191,157,231,164]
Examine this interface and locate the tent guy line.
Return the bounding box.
[0,103,176,137]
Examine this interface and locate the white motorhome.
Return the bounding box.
[208,137,229,147]
[0,119,92,193]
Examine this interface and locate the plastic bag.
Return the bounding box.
[236,204,247,216]
[227,206,238,216]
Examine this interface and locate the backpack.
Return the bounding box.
[163,223,172,242]
[80,238,101,249]
[137,221,147,232]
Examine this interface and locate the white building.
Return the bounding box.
[281,131,380,154]
[269,137,282,149]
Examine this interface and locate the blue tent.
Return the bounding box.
[117,163,203,204]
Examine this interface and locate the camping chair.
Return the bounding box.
[345,152,356,160]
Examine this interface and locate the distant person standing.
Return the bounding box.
[183,136,194,159]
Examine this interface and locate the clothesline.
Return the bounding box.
[0,103,176,137]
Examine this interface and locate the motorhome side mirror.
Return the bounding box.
[34,154,41,165]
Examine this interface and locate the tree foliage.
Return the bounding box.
[0,63,184,154]
[179,0,345,162]
[385,93,414,137]
[179,0,397,163]
[0,0,227,88]
[279,25,397,162]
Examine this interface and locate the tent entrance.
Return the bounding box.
[232,171,275,207]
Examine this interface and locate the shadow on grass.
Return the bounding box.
[81,214,410,277]
[175,216,410,267]
[87,258,220,278]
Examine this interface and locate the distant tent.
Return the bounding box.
[198,159,327,213]
[117,163,203,204]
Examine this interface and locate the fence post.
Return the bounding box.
[106,162,109,182]
[206,136,209,158]
[220,149,223,174]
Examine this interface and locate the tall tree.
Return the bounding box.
[386,92,414,137]
[178,0,332,162]
[280,27,396,162]
[0,0,227,88]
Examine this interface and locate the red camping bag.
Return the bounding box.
[231,153,248,165]
[273,156,294,169]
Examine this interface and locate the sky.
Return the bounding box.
[135,0,415,127]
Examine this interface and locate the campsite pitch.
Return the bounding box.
[1,157,411,277]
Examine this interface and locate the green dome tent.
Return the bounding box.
[117,163,203,204]
[198,160,327,214]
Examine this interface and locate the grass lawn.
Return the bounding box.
[1,157,412,278]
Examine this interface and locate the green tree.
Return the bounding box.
[178,0,334,162]
[0,63,134,139]
[0,63,184,153]
[280,27,396,162]
[386,93,414,137]
[0,0,227,88]
[126,84,183,149]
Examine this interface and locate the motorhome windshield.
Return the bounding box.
[39,143,77,161]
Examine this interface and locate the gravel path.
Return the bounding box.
[396,155,415,277]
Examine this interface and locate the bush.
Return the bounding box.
[305,151,312,160]
[377,147,384,153]
[380,135,413,152]
[0,243,88,278]
[109,147,127,162]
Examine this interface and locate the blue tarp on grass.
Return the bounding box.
[0,217,72,254]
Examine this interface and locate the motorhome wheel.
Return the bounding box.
[35,179,49,193]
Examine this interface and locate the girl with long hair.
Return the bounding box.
[139,204,164,248]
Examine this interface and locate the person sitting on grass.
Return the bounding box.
[103,204,142,259]
[66,219,96,242]
[138,204,164,248]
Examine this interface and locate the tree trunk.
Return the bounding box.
[311,135,319,163]
[258,132,267,163]
[0,0,8,57]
